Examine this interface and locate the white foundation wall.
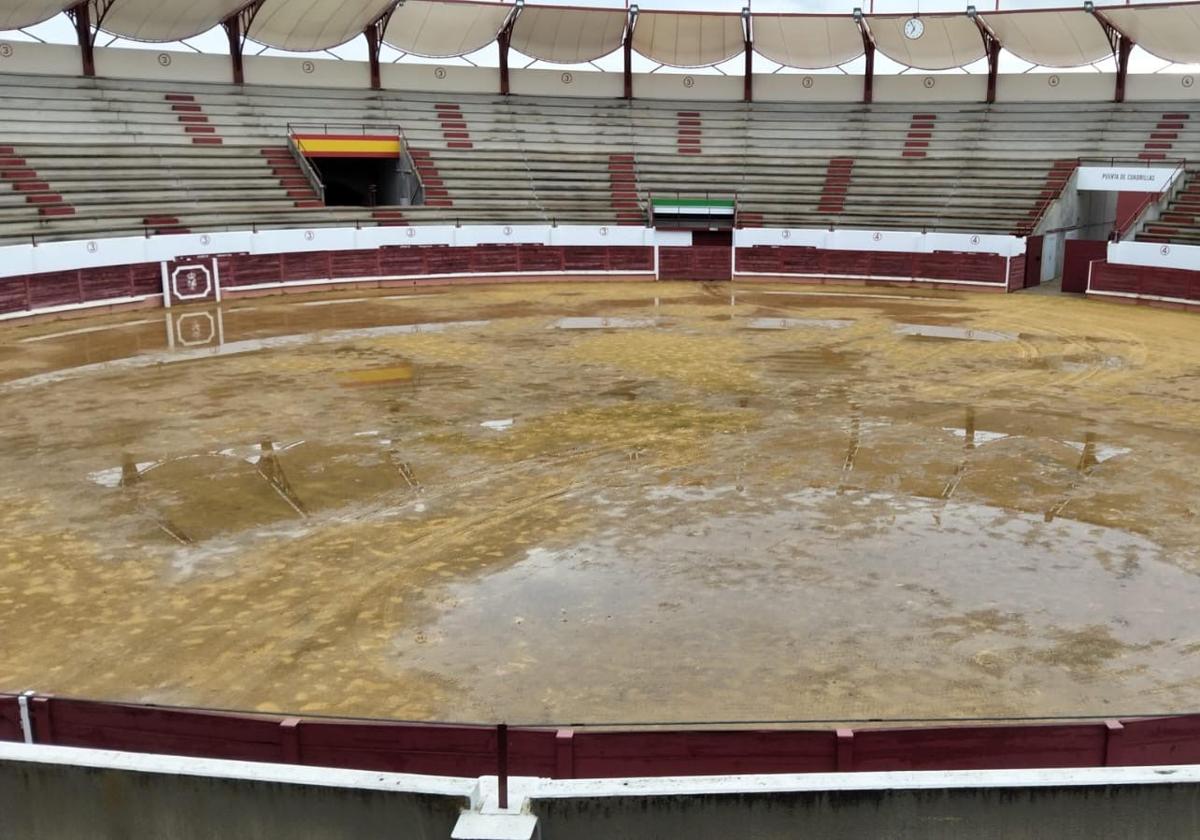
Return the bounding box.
[0,41,1193,105]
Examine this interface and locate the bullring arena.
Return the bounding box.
[4,0,1200,836]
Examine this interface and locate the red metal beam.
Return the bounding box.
[971,14,1000,104]
[742,8,752,103]
[221,2,264,86]
[1092,8,1134,104]
[623,7,637,100]
[855,12,874,105]
[363,5,396,91]
[66,1,95,78]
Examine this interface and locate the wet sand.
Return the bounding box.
[0,282,1199,724]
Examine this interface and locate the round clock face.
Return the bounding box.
[904,17,925,40]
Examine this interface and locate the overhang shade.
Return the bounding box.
[632,11,744,68]
[751,14,863,69]
[0,0,73,30]
[99,0,248,42]
[248,0,397,51]
[1104,4,1200,64]
[384,0,512,58]
[870,14,985,70]
[980,10,1112,68]
[510,6,626,64]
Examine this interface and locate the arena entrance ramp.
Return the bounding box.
[289,125,424,209]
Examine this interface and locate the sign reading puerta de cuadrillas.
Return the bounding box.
[1076,166,1180,192]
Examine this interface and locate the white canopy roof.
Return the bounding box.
[0,0,72,30]
[1104,3,1200,64]
[13,0,1200,71]
[383,0,511,58]
[510,6,626,64]
[751,14,863,69]
[980,9,1112,68]
[100,0,247,42]
[248,0,396,51]
[632,11,744,68]
[870,14,985,70]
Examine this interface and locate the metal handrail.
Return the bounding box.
[285,133,325,206]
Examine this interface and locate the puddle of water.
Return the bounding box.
[743,317,854,331]
[895,324,1017,342]
[553,317,657,330]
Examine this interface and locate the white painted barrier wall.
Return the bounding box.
[2,225,1021,281]
[735,227,1025,257]
[1108,239,1200,272]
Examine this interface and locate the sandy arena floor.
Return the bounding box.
[1,281,1199,725]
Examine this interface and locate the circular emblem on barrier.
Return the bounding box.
[86,241,98,253]
[1161,245,1171,256]
[406,227,416,237]
[872,231,883,242]
[1184,76,1195,89]
[599,226,609,236]
[502,225,513,236]
[782,230,792,239]
[171,264,212,300]
[970,235,981,246]
[199,234,211,246]
[1048,75,1060,88]
[0,43,13,59]
[802,76,814,89]
[303,230,315,241]
[434,67,447,80]
[302,61,315,74]
[157,53,172,67]
[683,75,695,88]
[561,72,573,85]
[923,76,935,89]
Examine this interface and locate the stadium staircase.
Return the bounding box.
[0,73,1197,245]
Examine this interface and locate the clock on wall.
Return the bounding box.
[904,17,925,40]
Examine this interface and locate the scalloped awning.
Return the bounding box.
[100,0,248,43]
[751,14,863,70]
[980,10,1112,68]
[248,0,398,51]
[1104,3,1200,65]
[383,0,512,59]
[510,6,626,64]
[632,11,744,69]
[870,14,986,71]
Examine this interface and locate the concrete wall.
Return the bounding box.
[529,766,1200,840]
[0,743,473,840]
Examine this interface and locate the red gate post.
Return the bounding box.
[497,722,509,809]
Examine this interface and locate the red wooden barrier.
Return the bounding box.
[0,695,21,742]
[1089,260,1200,304]
[6,693,1200,780]
[736,246,1008,286]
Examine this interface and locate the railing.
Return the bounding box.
[1114,159,1189,242]
[286,133,326,206]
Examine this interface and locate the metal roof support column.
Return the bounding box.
[854,8,874,105]
[363,5,397,91]
[498,1,522,96]
[969,7,1000,104]
[742,7,752,103]
[1090,5,1134,104]
[222,2,263,86]
[624,5,638,100]
[65,1,95,77]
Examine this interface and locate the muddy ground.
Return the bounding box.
[0,282,1198,725]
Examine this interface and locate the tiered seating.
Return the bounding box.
[0,71,1196,245]
[1137,170,1200,245]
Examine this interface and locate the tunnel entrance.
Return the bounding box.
[308,157,407,207]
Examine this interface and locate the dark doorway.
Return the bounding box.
[308,157,406,207]
[1023,235,1044,288]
